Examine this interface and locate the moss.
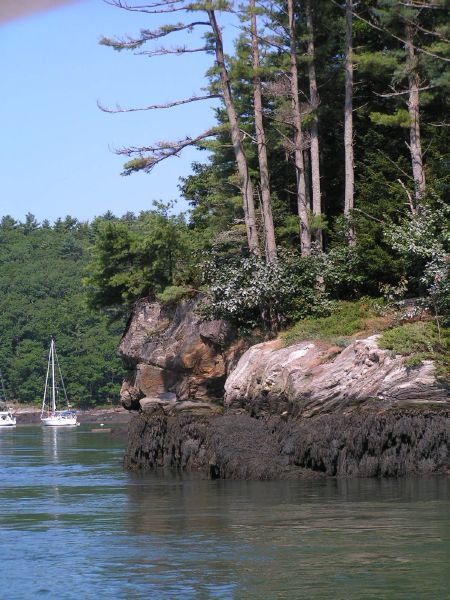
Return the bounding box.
[282,299,388,347]
[379,321,450,382]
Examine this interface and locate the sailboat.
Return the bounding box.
[41,338,77,427]
[0,370,16,427]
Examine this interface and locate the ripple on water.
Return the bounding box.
[0,426,449,600]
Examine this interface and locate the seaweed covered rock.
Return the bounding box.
[124,409,449,478]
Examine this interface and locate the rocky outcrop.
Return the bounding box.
[120,298,449,479]
[225,335,449,416]
[119,296,247,410]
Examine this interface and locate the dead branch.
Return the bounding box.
[373,84,437,97]
[378,149,414,181]
[99,21,210,51]
[104,0,191,14]
[98,93,221,113]
[137,45,209,56]
[398,1,444,8]
[402,15,450,42]
[353,208,385,224]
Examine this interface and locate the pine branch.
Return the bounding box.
[330,0,450,63]
[100,21,211,51]
[98,94,221,113]
[115,128,219,175]
[137,45,209,56]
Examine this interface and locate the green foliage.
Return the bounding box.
[93,0,449,340]
[384,200,450,323]
[201,250,332,333]
[282,299,385,347]
[380,321,438,355]
[85,202,190,310]
[156,285,195,305]
[370,110,410,128]
[0,216,125,406]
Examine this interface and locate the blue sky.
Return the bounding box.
[0,0,226,223]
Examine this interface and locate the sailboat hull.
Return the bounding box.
[0,411,16,427]
[41,412,77,426]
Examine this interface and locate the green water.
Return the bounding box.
[0,425,449,599]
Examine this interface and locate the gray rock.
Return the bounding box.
[225,335,449,416]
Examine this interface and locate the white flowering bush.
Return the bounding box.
[384,201,450,324]
[201,249,334,332]
[423,255,450,325]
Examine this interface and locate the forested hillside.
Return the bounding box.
[91,0,449,342]
[0,214,125,406]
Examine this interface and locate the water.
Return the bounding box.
[0,426,449,600]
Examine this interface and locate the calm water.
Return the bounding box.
[0,426,448,600]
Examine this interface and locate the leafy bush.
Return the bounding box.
[201,250,332,332]
[383,200,450,324]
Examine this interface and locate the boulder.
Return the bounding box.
[119,296,247,410]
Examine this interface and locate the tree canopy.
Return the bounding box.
[92,0,448,332]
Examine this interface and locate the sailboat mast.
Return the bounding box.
[51,339,56,413]
[0,370,6,403]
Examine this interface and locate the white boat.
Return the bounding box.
[0,370,16,427]
[0,409,16,427]
[41,339,77,427]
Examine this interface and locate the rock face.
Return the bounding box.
[224,335,449,416]
[120,298,449,479]
[119,296,247,411]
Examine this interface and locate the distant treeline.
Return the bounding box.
[0,212,129,406]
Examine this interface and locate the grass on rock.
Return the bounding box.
[282,300,390,347]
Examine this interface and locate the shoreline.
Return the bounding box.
[9,406,132,425]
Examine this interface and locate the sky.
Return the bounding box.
[0,0,226,223]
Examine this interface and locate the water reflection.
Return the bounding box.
[42,426,59,463]
[123,475,450,599]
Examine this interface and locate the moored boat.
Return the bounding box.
[41,339,77,427]
[0,371,16,427]
[0,409,16,427]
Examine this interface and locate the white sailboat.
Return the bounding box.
[41,338,77,427]
[0,370,16,427]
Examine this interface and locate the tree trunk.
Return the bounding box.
[287,0,311,256]
[207,9,260,255]
[344,0,355,244]
[250,0,277,263]
[405,22,426,203]
[305,0,322,248]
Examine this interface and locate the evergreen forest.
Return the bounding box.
[0,214,125,406]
